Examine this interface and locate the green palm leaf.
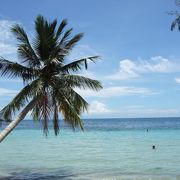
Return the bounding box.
[0,78,42,120]
[11,24,40,67]
[0,58,39,82]
[56,89,84,130]
[61,56,100,72]
[56,19,68,38]
[171,16,180,31]
[51,74,102,92]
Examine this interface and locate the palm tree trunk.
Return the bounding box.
[0,100,35,143]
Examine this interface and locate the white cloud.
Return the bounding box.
[0,20,14,40]
[0,43,16,56]
[137,56,178,73]
[107,59,139,80]
[117,106,180,117]
[88,100,112,115]
[107,56,180,80]
[0,88,18,96]
[83,101,180,117]
[175,77,180,84]
[85,104,180,117]
[75,86,158,98]
[0,19,17,57]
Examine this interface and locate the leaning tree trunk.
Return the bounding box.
[0,100,35,143]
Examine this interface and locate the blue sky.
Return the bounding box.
[0,0,180,118]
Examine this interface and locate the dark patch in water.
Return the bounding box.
[0,170,77,180]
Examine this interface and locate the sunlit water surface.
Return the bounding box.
[0,118,180,180]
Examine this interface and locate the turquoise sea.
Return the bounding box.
[1,118,180,180]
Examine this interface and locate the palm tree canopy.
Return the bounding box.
[0,15,102,135]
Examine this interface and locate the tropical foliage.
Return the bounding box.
[170,0,180,30]
[171,14,180,30]
[0,15,102,136]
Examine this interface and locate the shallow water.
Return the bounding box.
[0,118,180,179]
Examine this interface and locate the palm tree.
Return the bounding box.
[0,15,102,143]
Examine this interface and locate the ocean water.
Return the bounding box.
[0,118,180,180]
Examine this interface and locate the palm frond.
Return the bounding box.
[59,28,73,45]
[56,32,83,60]
[56,19,68,38]
[38,93,51,136]
[11,24,40,67]
[65,88,89,114]
[171,16,180,31]
[34,15,48,61]
[31,103,41,122]
[61,56,100,73]
[0,78,41,121]
[51,80,89,114]
[44,19,68,62]
[55,89,84,130]
[64,33,84,52]
[34,15,61,64]
[0,58,39,82]
[52,74,102,91]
